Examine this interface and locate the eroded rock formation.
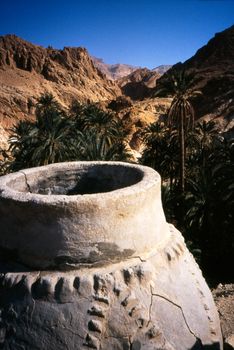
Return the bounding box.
[0,35,121,137]
[117,68,161,100]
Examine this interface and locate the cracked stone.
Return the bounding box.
[0,162,223,350]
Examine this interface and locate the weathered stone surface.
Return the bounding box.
[0,162,223,349]
[0,162,168,269]
[0,238,222,349]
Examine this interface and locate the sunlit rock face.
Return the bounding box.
[0,162,222,349]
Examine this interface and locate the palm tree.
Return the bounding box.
[9,95,74,169]
[184,134,234,279]
[8,120,36,170]
[140,122,168,167]
[193,120,217,169]
[8,95,132,169]
[70,102,128,143]
[141,122,180,190]
[31,110,74,165]
[81,104,127,143]
[156,70,201,192]
[36,92,60,116]
[72,130,132,161]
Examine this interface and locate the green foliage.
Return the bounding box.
[8,96,74,170]
[69,101,132,161]
[5,93,132,172]
[141,120,234,281]
[156,70,202,193]
[140,122,179,189]
[72,131,132,161]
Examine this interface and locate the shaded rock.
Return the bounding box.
[224,335,234,350]
[212,284,234,348]
[154,25,234,128]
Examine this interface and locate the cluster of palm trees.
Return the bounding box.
[140,119,233,280]
[0,71,233,281]
[141,70,234,281]
[4,93,132,172]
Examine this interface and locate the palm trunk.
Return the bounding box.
[169,174,173,192]
[178,111,185,230]
[179,113,185,193]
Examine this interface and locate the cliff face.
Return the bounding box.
[0,35,122,90]
[184,25,234,68]
[117,68,161,100]
[155,25,234,127]
[0,35,121,137]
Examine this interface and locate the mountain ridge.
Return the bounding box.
[154,25,234,128]
[92,57,141,80]
[0,25,234,149]
[92,56,172,81]
[0,34,121,146]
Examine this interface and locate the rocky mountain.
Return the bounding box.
[0,34,121,145]
[152,65,172,75]
[92,58,171,82]
[1,25,234,150]
[117,68,161,100]
[116,65,172,101]
[155,25,234,129]
[92,57,140,80]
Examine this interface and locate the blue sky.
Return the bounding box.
[1,0,234,68]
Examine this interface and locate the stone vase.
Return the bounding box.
[0,162,222,349]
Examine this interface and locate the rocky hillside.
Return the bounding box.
[155,25,234,129]
[92,57,140,80]
[117,68,161,100]
[0,35,121,144]
[116,66,171,101]
[1,26,234,150]
[117,97,172,153]
[0,35,172,150]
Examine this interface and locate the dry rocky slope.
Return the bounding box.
[115,97,172,153]
[155,25,234,130]
[0,35,121,147]
[0,35,171,150]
